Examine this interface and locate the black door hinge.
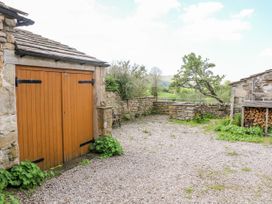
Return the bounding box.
[78,79,95,85]
[32,158,44,164]
[15,77,42,87]
[80,139,94,147]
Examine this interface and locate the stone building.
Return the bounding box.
[0,2,111,169]
[230,69,272,115]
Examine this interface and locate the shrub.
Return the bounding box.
[0,169,12,191]
[232,113,241,126]
[215,123,265,143]
[105,75,119,92]
[0,192,19,204]
[215,124,263,136]
[90,136,123,158]
[193,113,215,124]
[9,161,47,189]
[217,132,264,143]
[106,61,149,100]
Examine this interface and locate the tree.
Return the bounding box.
[106,61,149,100]
[171,53,225,103]
[150,67,162,100]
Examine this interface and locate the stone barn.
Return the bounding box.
[230,69,272,134]
[0,2,111,169]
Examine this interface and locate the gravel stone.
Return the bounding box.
[20,115,272,203]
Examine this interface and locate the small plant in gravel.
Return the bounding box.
[223,166,236,174]
[208,184,225,191]
[142,129,149,134]
[170,134,176,139]
[241,167,252,172]
[80,159,91,166]
[184,187,194,199]
[9,161,47,189]
[90,135,123,158]
[227,150,239,156]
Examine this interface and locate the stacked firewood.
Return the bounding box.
[244,107,267,128]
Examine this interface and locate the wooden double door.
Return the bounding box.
[16,66,94,169]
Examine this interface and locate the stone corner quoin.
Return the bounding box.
[0,15,19,169]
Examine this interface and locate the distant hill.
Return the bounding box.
[160,75,173,87]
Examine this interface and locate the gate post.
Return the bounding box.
[97,106,113,136]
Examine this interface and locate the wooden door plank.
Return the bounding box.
[16,66,63,169]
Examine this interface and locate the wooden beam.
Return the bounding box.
[265,108,269,136]
[241,106,245,127]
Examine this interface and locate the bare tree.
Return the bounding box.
[150,67,162,101]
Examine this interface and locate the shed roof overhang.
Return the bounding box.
[242,101,272,108]
[0,2,34,26]
[15,48,109,67]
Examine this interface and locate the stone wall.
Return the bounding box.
[0,16,18,168]
[153,101,175,114]
[169,103,230,120]
[231,69,272,115]
[106,92,230,123]
[105,92,155,120]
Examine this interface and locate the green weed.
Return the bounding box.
[80,159,91,166]
[90,135,123,158]
[208,184,225,191]
[241,167,252,172]
[227,150,239,156]
[184,187,194,199]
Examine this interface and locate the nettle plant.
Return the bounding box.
[90,135,123,158]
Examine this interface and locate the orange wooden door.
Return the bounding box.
[16,66,63,169]
[62,72,94,162]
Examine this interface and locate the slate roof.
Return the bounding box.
[0,2,34,26]
[230,69,272,86]
[14,29,109,67]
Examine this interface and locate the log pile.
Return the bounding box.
[244,107,269,128]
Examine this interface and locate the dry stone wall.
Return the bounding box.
[105,92,155,120]
[106,92,230,123]
[169,103,230,120]
[0,15,18,168]
[153,101,175,114]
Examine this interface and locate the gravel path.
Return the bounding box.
[21,115,272,203]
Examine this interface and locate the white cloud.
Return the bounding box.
[182,2,224,23]
[179,2,253,42]
[260,48,272,57]
[232,9,255,18]
[134,0,180,20]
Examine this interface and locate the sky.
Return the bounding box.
[4,0,272,81]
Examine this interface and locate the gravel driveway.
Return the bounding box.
[21,115,272,203]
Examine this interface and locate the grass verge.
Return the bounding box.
[174,114,272,144]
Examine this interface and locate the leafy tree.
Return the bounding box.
[106,61,149,100]
[172,53,225,103]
